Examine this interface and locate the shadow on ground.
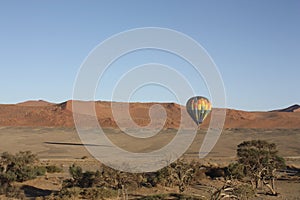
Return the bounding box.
[44,141,110,147]
[21,185,52,198]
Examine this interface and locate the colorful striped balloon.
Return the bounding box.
[186,96,211,125]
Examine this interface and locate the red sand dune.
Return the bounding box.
[16,100,54,107]
[0,100,300,129]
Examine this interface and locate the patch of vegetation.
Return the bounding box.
[138,193,168,200]
[0,151,40,199]
[45,165,63,173]
[53,187,117,200]
[64,164,111,189]
[227,140,286,195]
[208,180,255,200]
[0,151,41,182]
[80,187,117,200]
[166,159,195,192]
[226,162,245,180]
[34,166,47,176]
[1,184,26,199]
[57,187,81,199]
[0,139,287,199]
[138,193,204,200]
[62,160,200,198]
[232,183,255,199]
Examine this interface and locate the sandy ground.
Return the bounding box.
[0,127,299,199]
[0,127,299,165]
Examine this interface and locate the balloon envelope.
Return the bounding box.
[186,96,211,125]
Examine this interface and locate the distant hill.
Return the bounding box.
[0,100,299,129]
[16,100,54,107]
[270,104,300,112]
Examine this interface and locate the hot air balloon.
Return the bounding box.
[186,96,211,125]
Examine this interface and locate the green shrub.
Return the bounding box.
[14,165,38,181]
[58,187,81,199]
[0,170,17,185]
[46,165,63,173]
[66,164,102,188]
[80,188,117,200]
[232,183,255,199]
[142,172,160,187]
[69,164,82,181]
[237,140,286,178]
[0,151,39,182]
[34,166,47,176]
[226,162,245,179]
[227,140,286,195]
[0,184,25,199]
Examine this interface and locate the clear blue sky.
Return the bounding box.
[0,0,299,111]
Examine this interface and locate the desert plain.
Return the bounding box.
[0,101,299,199]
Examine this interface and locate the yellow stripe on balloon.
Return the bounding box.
[190,100,194,110]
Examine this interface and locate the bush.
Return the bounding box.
[228,140,286,195]
[64,161,205,192]
[232,183,255,199]
[0,170,17,185]
[168,159,195,192]
[0,151,39,182]
[58,187,81,199]
[142,172,160,187]
[46,165,63,173]
[34,166,47,176]
[0,151,48,199]
[0,184,25,199]
[80,188,117,200]
[100,165,137,190]
[226,162,245,179]
[69,164,82,181]
[56,187,117,200]
[65,164,102,188]
[237,140,285,179]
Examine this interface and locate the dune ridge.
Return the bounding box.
[270,104,300,113]
[0,100,299,129]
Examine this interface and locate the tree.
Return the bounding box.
[67,164,102,188]
[234,140,285,195]
[0,151,39,183]
[0,151,40,199]
[168,159,194,193]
